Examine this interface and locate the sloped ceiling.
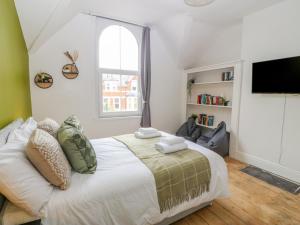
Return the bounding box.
[15,0,61,49]
[15,0,283,67]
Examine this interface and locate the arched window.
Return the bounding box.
[99,25,138,71]
[98,25,140,117]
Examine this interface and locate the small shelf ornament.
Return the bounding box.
[62,51,79,79]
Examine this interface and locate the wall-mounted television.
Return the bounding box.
[252,56,300,94]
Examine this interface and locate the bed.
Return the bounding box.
[0,118,228,225]
[41,134,229,225]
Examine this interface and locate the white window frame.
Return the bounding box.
[96,20,142,118]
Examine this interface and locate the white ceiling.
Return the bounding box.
[83,0,283,26]
[15,0,284,66]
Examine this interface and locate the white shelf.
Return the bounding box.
[184,60,242,74]
[196,122,216,129]
[187,103,232,109]
[193,80,233,85]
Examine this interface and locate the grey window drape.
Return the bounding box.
[140,27,151,127]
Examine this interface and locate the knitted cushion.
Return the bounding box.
[37,118,60,138]
[26,129,71,190]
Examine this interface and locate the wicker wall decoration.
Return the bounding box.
[62,51,79,79]
[34,72,53,89]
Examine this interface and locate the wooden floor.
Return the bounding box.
[173,159,300,225]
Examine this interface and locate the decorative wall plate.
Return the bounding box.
[62,63,79,79]
[34,72,53,89]
[62,51,79,79]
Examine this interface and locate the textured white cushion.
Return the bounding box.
[0,142,53,216]
[37,118,60,137]
[7,118,37,144]
[0,119,23,146]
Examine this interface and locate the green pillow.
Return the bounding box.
[64,115,83,131]
[57,116,97,174]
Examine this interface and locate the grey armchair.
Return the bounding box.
[196,122,229,157]
[176,118,229,157]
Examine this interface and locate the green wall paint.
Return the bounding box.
[0,0,32,128]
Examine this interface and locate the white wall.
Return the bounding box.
[30,14,182,138]
[195,23,242,67]
[234,0,300,182]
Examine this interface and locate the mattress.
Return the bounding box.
[41,135,229,225]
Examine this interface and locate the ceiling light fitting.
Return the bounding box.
[184,0,215,7]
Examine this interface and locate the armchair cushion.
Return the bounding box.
[196,122,229,157]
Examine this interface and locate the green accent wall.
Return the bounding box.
[0,0,32,128]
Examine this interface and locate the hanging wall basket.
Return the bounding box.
[62,51,79,79]
[34,72,53,89]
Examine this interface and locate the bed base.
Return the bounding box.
[155,201,213,225]
[3,202,212,225]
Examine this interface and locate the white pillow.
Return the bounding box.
[7,118,37,144]
[0,119,23,146]
[0,143,53,216]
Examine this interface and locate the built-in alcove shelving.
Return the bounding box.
[182,61,243,154]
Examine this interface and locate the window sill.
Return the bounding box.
[99,115,141,120]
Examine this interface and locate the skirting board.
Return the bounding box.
[155,201,212,225]
[231,151,300,184]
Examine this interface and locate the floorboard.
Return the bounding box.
[172,158,300,225]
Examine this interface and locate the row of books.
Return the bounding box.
[198,114,214,127]
[197,94,225,105]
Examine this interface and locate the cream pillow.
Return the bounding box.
[37,118,60,137]
[26,129,71,190]
[0,143,53,217]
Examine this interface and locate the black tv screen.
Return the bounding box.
[252,56,300,93]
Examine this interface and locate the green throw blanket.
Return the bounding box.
[114,134,211,212]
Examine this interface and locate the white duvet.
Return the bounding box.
[42,135,229,225]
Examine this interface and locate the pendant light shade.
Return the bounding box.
[184,0,215,7]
